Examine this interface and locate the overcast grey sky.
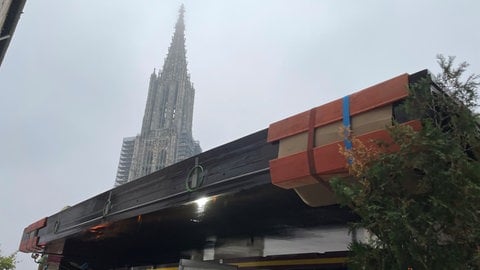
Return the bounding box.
[1,1,479,269]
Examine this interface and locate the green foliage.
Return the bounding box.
[331,56,480,270]
[0,248,16,270]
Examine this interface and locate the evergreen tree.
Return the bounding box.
[331,55,480,269]
[0,248,16,270]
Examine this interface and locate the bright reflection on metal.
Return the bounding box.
[194,197,209,213]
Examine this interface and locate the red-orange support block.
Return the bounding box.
[267,73,418,189]
[19,217,47,252]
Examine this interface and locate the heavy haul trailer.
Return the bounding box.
[19,70,431,269]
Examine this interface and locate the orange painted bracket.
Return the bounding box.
[269,120,421,189]
[19,217,47,253]
[24,217,47,234]
[267,73,416,190]
[267,73,409,142]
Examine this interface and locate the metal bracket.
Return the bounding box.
[186,157,205,191]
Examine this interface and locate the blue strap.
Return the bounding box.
[342,96,352,150]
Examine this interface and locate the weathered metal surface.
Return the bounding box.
[21,128,357,268]
[29,128,278,251]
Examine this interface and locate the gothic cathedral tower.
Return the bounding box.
[115,5,201,186]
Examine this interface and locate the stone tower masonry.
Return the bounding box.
[115,5,201,186]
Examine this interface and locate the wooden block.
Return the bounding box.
[278,132,308,158]
[315,122,341,147]
[352,105,392,135]
[294,183,337,207]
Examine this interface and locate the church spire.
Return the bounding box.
[174,4,185,36]
[115,4,201,185]
[160,4,188,81]
[177,4,185,28]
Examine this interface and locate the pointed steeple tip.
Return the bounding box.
[179,4,185,16]
[174,4,186,33]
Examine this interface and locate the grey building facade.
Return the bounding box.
[0,0,27,67]
[115,5,201,186]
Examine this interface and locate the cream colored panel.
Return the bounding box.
[351,105,392,135]
[278,132,308,157]
[294,182,337,207]
[0,0,12,28]
[294,175,357,207]
[277,105,391,158]
[315,122,341,147]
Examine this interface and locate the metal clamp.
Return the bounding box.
[102,191,113,217]
[186,157,205,191]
